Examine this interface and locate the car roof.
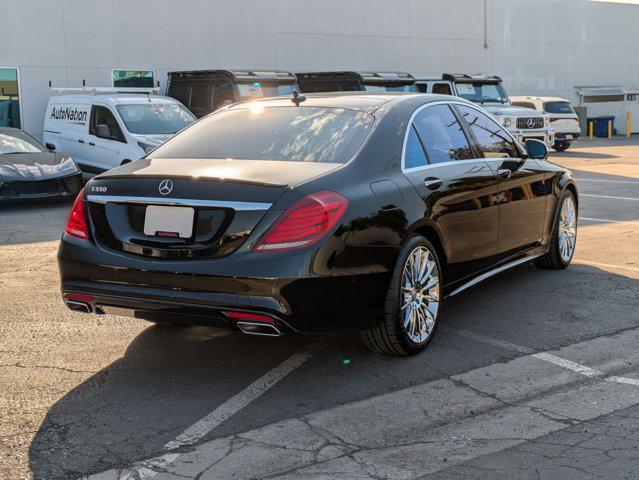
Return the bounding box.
[227,92,468,114]
[49,94,181,105]
[510,96,571,103]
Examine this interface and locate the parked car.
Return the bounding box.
[415,74,554,147]
[166,69,299,118]
[0,127,81,203]
[43,87,196,175]
[59,92,578,356]
[511,96,581,151]
[297,71,417,93]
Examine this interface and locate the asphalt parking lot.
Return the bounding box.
[1,138,638,480]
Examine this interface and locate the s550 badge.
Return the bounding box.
[90,186,107,193]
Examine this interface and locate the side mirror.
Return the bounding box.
[525,139,548,160]
[45,143,56,152]
[95,124,111,139]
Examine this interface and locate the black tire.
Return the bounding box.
[360,235,443,356]
[535,190,577,270]
[552,142,570,152]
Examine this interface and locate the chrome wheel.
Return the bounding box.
[558,195,577,263]
[400,246,440,344]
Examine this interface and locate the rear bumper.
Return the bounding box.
[554,132,581,141]
[58,236,396,333]
[0,172,82,203]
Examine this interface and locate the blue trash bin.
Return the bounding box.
[595,116,615,138]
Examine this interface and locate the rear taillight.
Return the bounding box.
[65,189,88,239]
[253,190,348,252]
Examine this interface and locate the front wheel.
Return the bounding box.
[360,236,442,356]
[535,190,577,270]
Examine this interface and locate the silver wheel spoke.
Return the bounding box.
[558,197,577,262]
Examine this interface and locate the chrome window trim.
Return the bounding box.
[87,195,272,211]
[400,100,521,174]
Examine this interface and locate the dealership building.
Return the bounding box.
[3,0,639,139]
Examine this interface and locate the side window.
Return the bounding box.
[432,83,452,95]
[168,83,189,107]
[213,86,235,111]
[404,125,428,169]
[413,104,474,164]
[456,105,520,159]
[90,106,125,142]
[189,84,212,115]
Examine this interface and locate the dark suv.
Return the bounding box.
[166,69,299,117]
[296,71,417,93]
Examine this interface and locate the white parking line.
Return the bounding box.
[580,194,639,201]
[576,178,639,184]
[574,260,639,273]
[458,330,639,387]
[119,340,323,480]
[578,217,639,225]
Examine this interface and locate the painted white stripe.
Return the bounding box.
[580,193,639,201]
[452,329,535,355]
[532,352,603,377]
[576,178,639,184]
[164,340,322,449]
[458,331,639,388]
[118,340,323,480]
[578,217,639,225]
[575,260,639,273]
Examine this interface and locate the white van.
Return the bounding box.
[43,87,196,174]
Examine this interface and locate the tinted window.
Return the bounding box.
[405,126,428,169]
[190,84,211,109]
[168,84,189,106]
[432,83,452,95]
[413,104,474,164]
[116,103,196,135]
[543,101,574,114]
[112,70,154,88]
[0,68,21,128]
[363,84,418,92]
[236,83,296,98]
[512,102,537,110]
[90,106,125,142]
[299,80,362,93]
[0,129,45,154]
[457,105,519,159]
[152,106,374,164]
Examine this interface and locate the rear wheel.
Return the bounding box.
[552,142,570,152]
[535,190,577,270]
[360,236,442,356]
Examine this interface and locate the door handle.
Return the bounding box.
[78,139,85,143]
[497,168,512,177]
[424,178,442,190]
[88,142,95,146]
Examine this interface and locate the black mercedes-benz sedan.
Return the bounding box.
[0,127,82,203]
[58,93,578,356]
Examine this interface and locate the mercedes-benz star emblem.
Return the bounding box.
[527,118,535,129]
[159,179,173,195]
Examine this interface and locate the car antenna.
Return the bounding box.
[291,89,306,107]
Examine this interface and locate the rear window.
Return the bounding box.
[543,102,574,114]
[151,106,374,164]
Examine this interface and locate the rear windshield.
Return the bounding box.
[236,83,297,99]
[543,101,574,114]
[151,106,374,164]
[363,84,418,92]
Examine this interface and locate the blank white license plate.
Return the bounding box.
[565,134,573,140]
[143,205,194,238]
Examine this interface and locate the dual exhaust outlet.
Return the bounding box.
[63,295,283,337]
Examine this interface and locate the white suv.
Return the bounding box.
[415,74,554,148]
[511,96,581,152]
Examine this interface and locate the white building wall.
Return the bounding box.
[2,0,638,138]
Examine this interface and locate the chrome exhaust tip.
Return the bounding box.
[236,321,282,337]
[66,300,92,313]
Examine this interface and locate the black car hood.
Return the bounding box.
[98,158,343,187]
[0,152,78,181]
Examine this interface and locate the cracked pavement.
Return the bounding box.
[0,139,638,479]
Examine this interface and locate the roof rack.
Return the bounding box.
[167,69,297,82]
[296,71,415,84]
[50,87,160,95]
[442,73,502,83]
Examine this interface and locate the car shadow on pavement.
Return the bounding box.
[27,265,639,480]
[0,201,72,245]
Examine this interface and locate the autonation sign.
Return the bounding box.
[50,106,88,123]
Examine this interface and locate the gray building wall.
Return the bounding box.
[2,0,638,138]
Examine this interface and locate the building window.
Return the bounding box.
[0,68,20,128]
[112,69,154,88]
[582,94,624,103]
